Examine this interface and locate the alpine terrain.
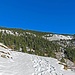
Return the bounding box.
[0,27,75,75]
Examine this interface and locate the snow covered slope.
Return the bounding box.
[43,34,73,41]
[0,29,23,36]
[0,29,73,41]
[0,43,75,75]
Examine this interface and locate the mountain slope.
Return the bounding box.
[0,43,75,75]
[43,34,73,41]
[0,27,75,68]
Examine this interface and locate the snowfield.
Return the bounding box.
[43,34,73,41]
[0,43,75,75]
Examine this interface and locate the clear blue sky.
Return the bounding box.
[0,0,75,34]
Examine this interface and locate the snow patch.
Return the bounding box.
[43,34,73,41]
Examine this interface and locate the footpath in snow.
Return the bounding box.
[31,55,75,75]
[0,43,75,75]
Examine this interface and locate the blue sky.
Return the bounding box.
[0,0,75,34]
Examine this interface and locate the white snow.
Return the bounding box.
[0,29,19,36]
[0,29,37,37]
[0,43,8,49]
[0,29,14,35]
[0,43,75,75]
[26,32,36,37]
[43,34,73,41]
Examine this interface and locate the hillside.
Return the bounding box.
[0,27,75,68]
[0,43,75,75]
